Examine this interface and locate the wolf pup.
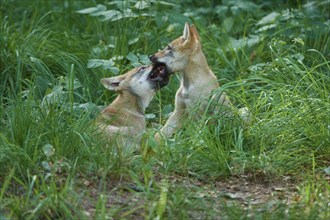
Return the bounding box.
[97,64,169,149]
[149,22,237,140]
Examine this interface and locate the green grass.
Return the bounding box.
[1,0,329,219]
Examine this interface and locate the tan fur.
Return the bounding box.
[96,65,168,150]
[150,23,233,140]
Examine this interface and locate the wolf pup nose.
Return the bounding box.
[149,54,157,63]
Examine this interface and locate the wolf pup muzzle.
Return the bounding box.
[148,63,170,89]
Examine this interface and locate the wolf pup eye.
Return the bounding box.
[166,45,172,51]
[138,66,147,72]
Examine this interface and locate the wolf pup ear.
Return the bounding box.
[101,76,124,91]
[182,22,191,42]
[190,24,200,42]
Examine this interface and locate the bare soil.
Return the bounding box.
[78,173,301,219]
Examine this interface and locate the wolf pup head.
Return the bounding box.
[149,22,202,73]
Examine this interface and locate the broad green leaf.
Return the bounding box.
[87,59,103,68]
[108,0,129,10]
[107,1,121,5]
[43,143,55,157]
[101,59,115,69]
[121,9,138,19]
[42,86,66,105]
[76,4,106,14]
[30,56,39,62]
[96,4,107,11]
[131,62,142,67]
[158,1,176,6]
[215,5,228,16]
[139,54,150,65]
[41,161,52,171]
[110,14,124,21]
[230,5,239,15]
[111,55,124,61]
[280,9,295,21]
[128,37,139,45]
[147,135,157,151]
[35,76,51,95]
[145,114,156,120]
[232,39,247,50]
[77,103,99,112]
[167,12,190,25]
[290,53,304,62]
[324,166,330,174]
[92,47,102,56]
[155,12,166,27]
[255,24,277,33]
[166,23,179,33]
[100,10,121,21]
[51,85,64,94]
[162,104,173,116]
[236,1,258,12]
[135,1,150,10]
[126,52,138,62]
[87,59,119,74]
[229,35,261,50]
[64,78,82,90]
[140,12,153,17]
[76,7,99,14]
[108,66,120,75]
[223,17,234,32]
[246,35,262,47]
[292,37,305,46]
[248,63,267,72]
[256,12,280,26]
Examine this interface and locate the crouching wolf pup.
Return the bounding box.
[150,23,247,140]
[96,64,169,150]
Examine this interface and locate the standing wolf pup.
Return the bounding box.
[150,22,238,140]
[97,64,169,150]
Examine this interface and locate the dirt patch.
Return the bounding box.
[77,173,300,219]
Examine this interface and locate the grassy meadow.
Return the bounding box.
[0,0,329,219]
